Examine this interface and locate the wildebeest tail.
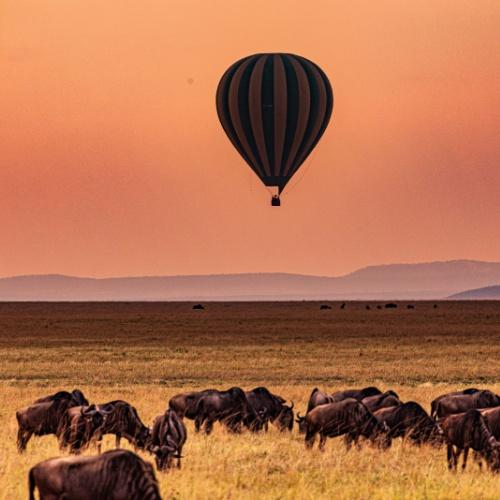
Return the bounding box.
[430,400,438,418]
[306,388,320,414]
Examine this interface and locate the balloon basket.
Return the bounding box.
[271,196,281,207]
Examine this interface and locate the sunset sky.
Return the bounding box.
[1,1,499,278]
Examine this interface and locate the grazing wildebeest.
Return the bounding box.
[385,303,397,308]
[192,304,204,310]
[361,391,401,412]
[28,449,162,500]
[93,400,150,451]
[374,402,443,445]
[407,304,415,309]
[319,304,331,310]
[430,388,481,417]
[169,389,218,426]
[246,387,294,432]
[149,409,187,471]
[439,409,500,471]
[340,303,346,309]
[16,391,88,452]
[194,387,264,434]
[296,398,391,451]
[57,405,108,454]
[434,390,500,418]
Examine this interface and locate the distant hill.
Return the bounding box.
[1,260,500,301]
[449,284,500,300]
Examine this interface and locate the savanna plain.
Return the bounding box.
[1,301,499,499]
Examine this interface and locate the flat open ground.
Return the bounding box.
[1,301,499,499]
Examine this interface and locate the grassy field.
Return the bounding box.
[0,301,499,499]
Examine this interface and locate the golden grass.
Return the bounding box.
[0,301,499,499]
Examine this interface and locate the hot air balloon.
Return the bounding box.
[216,53,333,206]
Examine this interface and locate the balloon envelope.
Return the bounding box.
[216,53,333,194]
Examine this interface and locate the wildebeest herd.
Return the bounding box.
[19,385,500,499]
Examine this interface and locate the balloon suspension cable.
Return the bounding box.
[281,149,318,197]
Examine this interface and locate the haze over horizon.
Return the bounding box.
[2,1,499,278]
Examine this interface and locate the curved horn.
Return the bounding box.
[289,401,294,410]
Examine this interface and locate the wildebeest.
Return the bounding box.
[28,449,162,500]
[319,304,331,310]
[169,389,218,425]
[385,303,397,308]
[430,388,481,417]
[149,409,187,471]
[57,405,108,454]
[17,390,89,452]
[193,387,264,434]
[246,387,294,432]
[433,390,500,418]
[361,391,401,412]
[296,398,391,451]
[94,400,150,451]
[374,401,443,445]
[304,387,383,418]
[192,304,204,310]
[439,409,500,471]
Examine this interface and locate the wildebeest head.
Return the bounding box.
[277,402,294,431]
[362,414,392,450]
[151,442,182,471]
[113,404,150,448]
[126,407,151,448]
[488,442,500,472]
[295,412,308,434]
[373,421,392,450]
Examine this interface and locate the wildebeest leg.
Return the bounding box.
[115,433,121,448]
[447,445,454,470]
[97,438,102,454]
[204,419,214,435]
[194,415,203,433]
[473,451,483,470]
[453,448,461,471]
[461,447,469,471]
[344,434,355,451]
[318,433,327,452]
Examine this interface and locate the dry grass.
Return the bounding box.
[0,301,499,499]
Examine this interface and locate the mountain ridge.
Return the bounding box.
[449,284,500,300]
[1,260,500,301]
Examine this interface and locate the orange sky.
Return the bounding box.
[1,0,499,278]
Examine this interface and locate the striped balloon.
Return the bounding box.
[216,53,333,197]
